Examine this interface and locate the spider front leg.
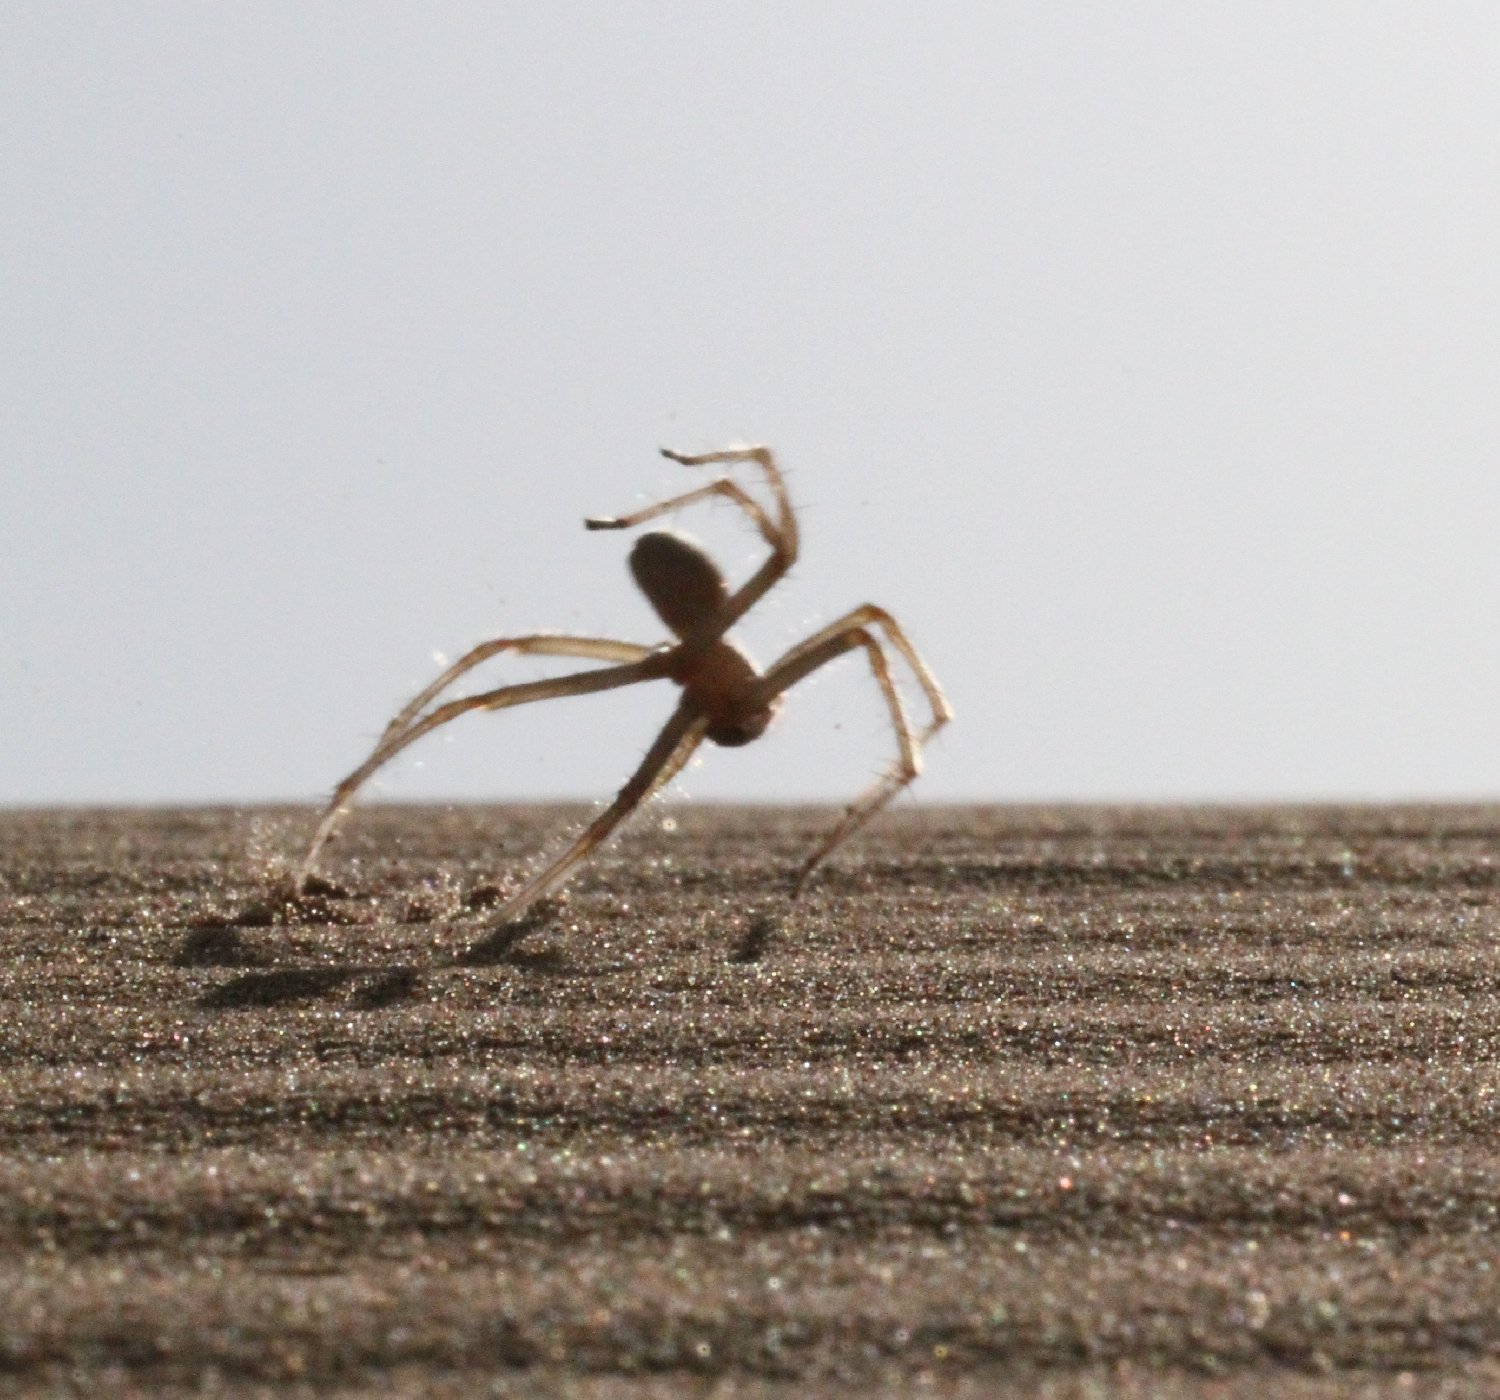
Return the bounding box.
[757,611,952,895]
[607,444,794,547]
[586,445,799,635]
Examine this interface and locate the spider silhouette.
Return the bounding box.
[297,445,951,923]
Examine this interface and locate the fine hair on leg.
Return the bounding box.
[298,641,667,889]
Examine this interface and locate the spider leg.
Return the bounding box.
[372,635,656,759]
[298,648,667,890]
[484,698,710,929]
[586,479,777,547]
[658,445,794,542]
[589,446,799,639]
[660,446,799,633]
[756,613,951,895]
[764,605,953,741]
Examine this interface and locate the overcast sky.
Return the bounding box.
[7,4,1500,808]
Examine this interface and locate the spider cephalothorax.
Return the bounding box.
[298,445,951,929]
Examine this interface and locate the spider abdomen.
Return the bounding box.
[629,531,728,638]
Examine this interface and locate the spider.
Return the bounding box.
[296,444,952,925]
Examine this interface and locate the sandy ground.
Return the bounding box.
[4,802,1500,1397]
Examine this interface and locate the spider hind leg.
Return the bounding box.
[756,606,952,895]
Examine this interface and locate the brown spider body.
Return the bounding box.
[298,444,951,938]
[674,639,780,748]
[631,530,780,747]
[628,531,727,638]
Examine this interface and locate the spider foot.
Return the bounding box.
[789,856,823,900]
[456,895,568,965]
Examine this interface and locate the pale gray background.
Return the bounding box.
[6,4,1500,807]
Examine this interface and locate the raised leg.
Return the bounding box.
[298,644,667,891]
[587,446,799,638]
[483,698,710,929]
[661,446,799,632]
[757,611,952,894]
[586,479,778,547]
